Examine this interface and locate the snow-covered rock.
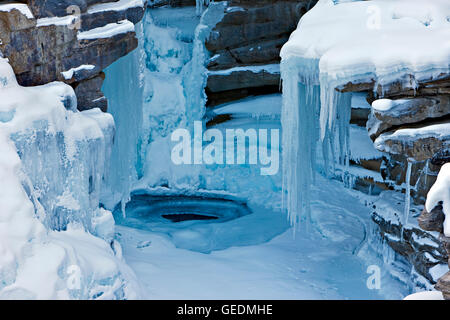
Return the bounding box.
[0,56,140,299]
[205,0,314,106]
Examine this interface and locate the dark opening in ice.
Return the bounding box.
[161,213,219,223]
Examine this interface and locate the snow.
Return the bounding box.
[211,94,281,119]
[97,3,436,300]
[281,0,450,87]
[429,263,448,282]
[425,163,450,237]
[0,57,140,299]
[78,20,135,40]
[0,3,34,19]
[279,0,450,224]
[116,175,408,299]
[372,99,403,112]
[349,124,382,161]
[88,0,144,14]
[37,15,77,27]
[61,65,96,80]
[351,92,371,109]
[208,64,280,76]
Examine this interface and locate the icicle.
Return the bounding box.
[424,159,429,188]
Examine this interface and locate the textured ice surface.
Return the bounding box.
[88,0,145,14]
[99,5,424,299]
[0,57,140,299]
[104,4,227,195]
[117,175,410,299]
[102,21,145,211]
[280,0,450,225]
[281,0,450,86]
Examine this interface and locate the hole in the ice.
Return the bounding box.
[113,192,252,226]
[161,213,219,223]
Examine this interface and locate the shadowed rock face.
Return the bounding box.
[0,0,146,111]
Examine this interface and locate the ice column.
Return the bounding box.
[281,57,352,229]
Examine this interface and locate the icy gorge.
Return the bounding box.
[0,0,449,299]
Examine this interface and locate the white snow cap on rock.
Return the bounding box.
[426,163,450,237]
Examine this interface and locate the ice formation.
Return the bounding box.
[280,0,450,226]
[104,3,226,204]
[425,163,450,237]
[0,58,140,299]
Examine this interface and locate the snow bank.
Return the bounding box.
[425,163,450,237]
[404,291,444,300]
[0,58,140,299]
